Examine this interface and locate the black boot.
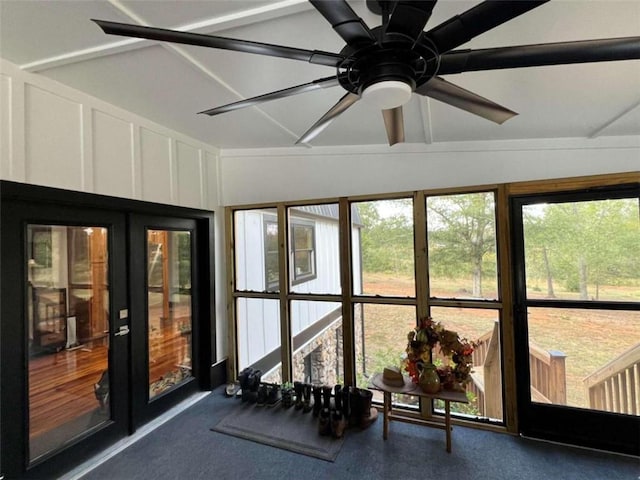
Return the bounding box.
[312,385,323,417]
[302,383,313,413]
[334,385,342,411]
[294,381,304,410]
[256,383,268,406]
[266,383,281,407]
[359,389,378,429]
[348,387,361,427]
[322,386,332,410]
[239,368,253,402]
[341,386,350,425]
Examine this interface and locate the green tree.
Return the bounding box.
[356,200,414,276]
[427,193,496,297]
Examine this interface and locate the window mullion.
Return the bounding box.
[277,204,292,382]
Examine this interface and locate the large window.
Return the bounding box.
[229,173,638,441]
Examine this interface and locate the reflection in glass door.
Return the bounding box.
[27,224,110,461]
[147,230,193,399]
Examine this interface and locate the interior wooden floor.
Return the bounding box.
[28,317,191,445]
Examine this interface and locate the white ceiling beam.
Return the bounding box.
[21,0,312,72]
[108,0,302,143]
[588,99,640,138]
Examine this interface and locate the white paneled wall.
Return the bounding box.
[1,59,218,209]
[0,59,228,360]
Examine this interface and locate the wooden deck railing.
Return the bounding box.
[583,342,640,415]
[528,344,567,404]
[465,321,567,418]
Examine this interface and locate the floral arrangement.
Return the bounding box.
[403,316,476,389]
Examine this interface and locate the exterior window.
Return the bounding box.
[291,220,316,285]
[264,218,279,291]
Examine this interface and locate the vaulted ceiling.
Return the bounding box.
[1,0,639,149]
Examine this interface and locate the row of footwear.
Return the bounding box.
[228,368,378,440]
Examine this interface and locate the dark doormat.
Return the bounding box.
[211,403,344,462]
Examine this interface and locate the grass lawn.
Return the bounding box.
[361,273,639,411]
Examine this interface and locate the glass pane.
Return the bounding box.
[427,192,498,300]
[148,230,193,399]
[523,198,640,302]
[236,297,281,373]
[430,307,503,421]
[354,303,417,409]
[351,199,415,297]
[289,205,340,294]
[234,209,278,292]
[527,307,639,415]
[291,300,343,385]
[27,225,110,461]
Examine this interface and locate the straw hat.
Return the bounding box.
[370,371,418,394]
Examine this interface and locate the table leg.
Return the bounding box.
[445,400,451,453]
[383,392,390,440]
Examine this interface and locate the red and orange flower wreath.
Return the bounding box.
[403,316,477,388]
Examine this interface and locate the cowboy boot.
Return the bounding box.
[294,381,304,410]
[312,385,323,417]
[359,388,378,429]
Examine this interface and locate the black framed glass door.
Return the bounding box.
[511,184,640,455]
[1,200,130,477]
[129,214,201,427]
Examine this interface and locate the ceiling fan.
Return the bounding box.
[93,0,639,146]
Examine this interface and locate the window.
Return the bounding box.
[263,217,279,291]
[291,219,316,285]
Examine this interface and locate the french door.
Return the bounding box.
[1,183,214,478]
[1,200,130,477]
[129,214,200,427]
[511,185,640,455]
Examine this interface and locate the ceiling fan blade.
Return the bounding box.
[296,92,360,145]
[198,76,341,116]
[439,37,640,74]
[382,107,405,146]
[92,19,343,67]
[386,1,437,43]
[416,77,517,124]
[424,1,547,54]
[309,0,375,47]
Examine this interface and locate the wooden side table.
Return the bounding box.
[370,373,469,453]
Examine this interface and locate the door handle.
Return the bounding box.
[115,325,130,336]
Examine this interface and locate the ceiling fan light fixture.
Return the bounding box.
[361,80,412,110]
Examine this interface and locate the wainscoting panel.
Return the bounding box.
[140,126,173,205]
[176,140,203,209]
[93,110,135,199]
[25,84,82,190]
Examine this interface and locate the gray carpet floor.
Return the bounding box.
[79,387,639,480]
